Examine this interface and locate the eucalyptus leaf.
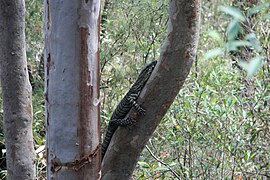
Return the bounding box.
[263,13,270,20]
[153,166,169,171]
[226,19,241,40]
[225,40,252,51]
[247,3,270,17]
[238,56,264,77]
[204,48,224,59]
[245,33,262,52]
[219,6,245,21]
[138,161,150,168]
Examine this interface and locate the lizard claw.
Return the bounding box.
[127,118,136,130]
[138,108,146,115]
[128,117,136,124]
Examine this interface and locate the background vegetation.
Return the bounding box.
[0,0,269,179]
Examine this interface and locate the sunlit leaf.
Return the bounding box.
[153,166,169,171]
[169,162,177,166]
[227,98,237,108]
[225,40,252,51]
[245,33,262,52]
[250,153,256,159]
[238,56,264,77]
[263,13,270,20]
[204,48,224,59]
[138,161,150,168]
[247,3,270,17]
[226,19,241,40]
[242,110,247,119]
[244,151,251,161]
[219,6,245,21]
[228,144,233,152]
[208,30,222,43]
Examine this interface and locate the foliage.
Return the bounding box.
[205,2,270,78]
[25,0,44,89]
[25,0,46,178]
[0,0,269,179]
[100,0,168,129]
[134,1,269,179]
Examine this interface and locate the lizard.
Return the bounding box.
[102,60,157,160]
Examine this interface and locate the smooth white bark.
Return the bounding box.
[45,0,100,179]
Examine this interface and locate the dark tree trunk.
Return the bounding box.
[0,0,36,179]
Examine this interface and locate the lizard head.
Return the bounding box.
[131,60,157,91]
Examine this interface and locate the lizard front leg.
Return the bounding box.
[127,96,146,115]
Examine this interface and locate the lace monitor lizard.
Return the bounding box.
[102,60,157,160]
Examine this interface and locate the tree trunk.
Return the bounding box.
[0,0,36,179]
[44,0,101,179]
[101,0,201,179]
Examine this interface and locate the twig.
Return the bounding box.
[146,145,181,179]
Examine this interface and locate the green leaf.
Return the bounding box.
[244,151,250,161]
[250,134,256,143]
[238,56,264,77]
[263,13,270,20]
[227,98,237,109]
[204,48,224,59]
[225,40,252,51]
[153,166,169,171]
[226,19,241,40]
[242,110,247,119]
[169,162,177,166]
[138,161,150,168]
[247,3,270,17]
[245,33,262,52]
[219,6,245,22]
[228,144,233,152]
[250,153,256,159]
[208,30,222,43]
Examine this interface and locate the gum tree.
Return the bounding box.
[44,0,101,179]
[0,0,36,179]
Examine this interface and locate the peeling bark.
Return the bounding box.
[101,0,201,179]
[0,0,36,179]
[45,0,100,179]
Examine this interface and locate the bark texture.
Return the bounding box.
[101,0,201,179]
[45,0,100,179]
[0,0,36,179]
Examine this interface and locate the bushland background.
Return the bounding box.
[0,0,269,179]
